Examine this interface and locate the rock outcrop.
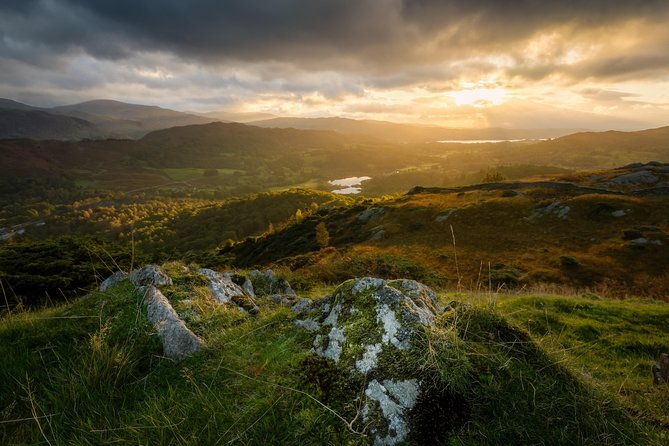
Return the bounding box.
[248,269,295,296]
[198,268,259,314]
[99,270,128,292]
[296,277,443,446]
[100,265,201,361]
[142,285,202,361]
[130,264,173,287]
[608,170,659,186]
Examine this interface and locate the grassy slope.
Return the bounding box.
[1,264,667,445]
[224,181,669,297]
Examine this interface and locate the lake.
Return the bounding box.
[329,176,372,194]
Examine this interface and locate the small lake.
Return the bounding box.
[329,176,372,195]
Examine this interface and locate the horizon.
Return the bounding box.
[1,1,669,130]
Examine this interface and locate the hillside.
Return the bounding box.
[2,164,669,444]
[0,98,219,140]
[223,163,669,297]
[0,109,104,140]
[1,263,667,444]
[1,122,669,202]
[52,100,219,138]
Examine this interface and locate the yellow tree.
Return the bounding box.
[315,222,330,249]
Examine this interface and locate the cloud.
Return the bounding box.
[1,0,669,128]
[2,1,668,72]
[580,89,639,102]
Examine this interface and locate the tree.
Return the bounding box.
[482,169,507,183]
[315,222,330,249]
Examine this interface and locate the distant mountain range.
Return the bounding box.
[0,97,665,143]
[0,98,587,142]
[0,98,218,140]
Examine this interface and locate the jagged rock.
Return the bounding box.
[292,297,314,314]
[142,285,202,361]
[241,278,255,297]
[100,271,128,292]
[358,207,386,223]
[199,268,259,314]
[297,277,442,445]
[199,268,246,304]
[653,353,669,385]
[130,264,173,287]
[248,269,295,296]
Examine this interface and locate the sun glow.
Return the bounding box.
[450,87,506,107]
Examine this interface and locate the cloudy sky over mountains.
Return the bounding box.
[1,0,669,128]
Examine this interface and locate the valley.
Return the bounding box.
[2,115,669,445]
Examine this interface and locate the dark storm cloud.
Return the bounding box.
[2,0,669,71]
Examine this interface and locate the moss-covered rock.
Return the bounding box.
[297,277,443,445]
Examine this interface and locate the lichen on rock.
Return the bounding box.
[142,285,202,361]
[129,264,173,287]
[198,268,260,314]
[99,270,128,292]
[297,277,444,445]
[248,269,295,296]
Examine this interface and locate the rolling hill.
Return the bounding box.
[0,109,103,140]
[1,121,669,201]
[0,98,220,140]
[51,100,219,138]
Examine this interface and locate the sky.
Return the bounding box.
[1,0,669,129]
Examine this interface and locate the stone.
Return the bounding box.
[364,379,420,446]
[294,317,321,332]
[357,207,386,223]
[369,226,386,241]
[526,201,570,221]
[609,170,659,186]
[292,297,314,314]
[653,353,669,385]
[100,270,128,292]
[199,268,260,314]
[248,269,295,296]
[142,285,202,361]
[129,264,173,287]
[199,268,247,304]
[297,277,443,445]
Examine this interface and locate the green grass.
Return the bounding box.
[0,274,364,445]
[496,294,669,429]
[2,273,667,445]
